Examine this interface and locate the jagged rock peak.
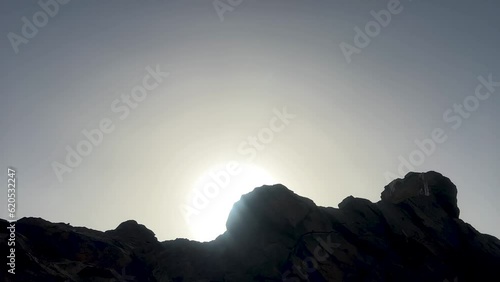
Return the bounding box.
[226,184,317,237]
[106,219,157,243]
[381,171,460,218]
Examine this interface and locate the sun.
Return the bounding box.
[188,162,276,242]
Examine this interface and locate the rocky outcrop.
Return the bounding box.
[1,171,499,281]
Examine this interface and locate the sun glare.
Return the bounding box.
[188,163,276,242]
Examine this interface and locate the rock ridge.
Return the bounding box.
[1,171,499,281]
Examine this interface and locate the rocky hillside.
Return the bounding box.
[2,171,500,281]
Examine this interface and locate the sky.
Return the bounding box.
[1,0,499,242]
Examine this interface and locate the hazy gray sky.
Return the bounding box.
[1,0,499,242]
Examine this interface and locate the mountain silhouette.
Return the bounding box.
[1,171,499,281]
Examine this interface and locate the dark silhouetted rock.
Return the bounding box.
[1,171,499,281]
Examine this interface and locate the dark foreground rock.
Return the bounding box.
[1,171,499,281]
